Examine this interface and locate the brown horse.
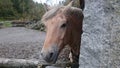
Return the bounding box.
[41,0,84,65]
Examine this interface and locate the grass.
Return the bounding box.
[3,21,12,27]
[0,21,12,28]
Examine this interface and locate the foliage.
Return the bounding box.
[3,21,12,27]
[0,0,16,19]
[0,0,45,20]
[0,21,12,28]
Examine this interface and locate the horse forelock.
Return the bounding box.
[41,6,62,23]
[41,6,83,24]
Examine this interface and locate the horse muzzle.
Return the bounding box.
[41,47,59,63]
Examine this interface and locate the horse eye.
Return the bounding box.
[61,23,67,28]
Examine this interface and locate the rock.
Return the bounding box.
[80,0,120,68]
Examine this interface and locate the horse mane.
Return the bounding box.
[41,6,83,23]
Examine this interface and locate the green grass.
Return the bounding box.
[3,21,12,27]
[0,21,12,28]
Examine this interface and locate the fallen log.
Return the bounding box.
[0,58,78,68]
[0,58,38,68]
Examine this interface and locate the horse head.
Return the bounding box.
[41,1,84,64]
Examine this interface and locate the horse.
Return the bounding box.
[40,0,84,67]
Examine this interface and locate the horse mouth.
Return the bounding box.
[41,51,59,64]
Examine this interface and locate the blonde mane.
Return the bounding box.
[41,6,83,23]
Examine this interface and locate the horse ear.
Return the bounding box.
[67,1,74,7]
[63,1,73,13]
[79,0,85,10]
[43,3,51,12]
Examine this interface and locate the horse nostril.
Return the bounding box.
[50,52,53,58]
